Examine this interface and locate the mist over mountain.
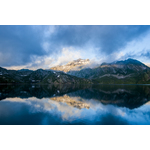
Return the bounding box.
[1,26,150,126]
[51,58,150,84]
[50,58,91,72]
[1,25,150,71]
[0,58,150,84]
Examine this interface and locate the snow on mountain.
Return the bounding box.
[50,58,91,72]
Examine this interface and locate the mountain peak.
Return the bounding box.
[114,58,145,66]
[51,58,90,73]
[67,58,90,65]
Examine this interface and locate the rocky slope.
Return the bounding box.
[0,67,91,85]
[50,58,90,72]
[67,58,150,84]
[1,58,150,84]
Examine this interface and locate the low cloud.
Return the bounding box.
[1,25,150,69]
[51,47,82,66]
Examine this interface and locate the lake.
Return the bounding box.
[0,84,150,125]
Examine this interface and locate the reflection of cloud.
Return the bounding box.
[48,99,82,121]
[4,97,54,112]
[50,95,90,109]
[3,97,82,122]
[1,95,150,125]
[4,96,127,122]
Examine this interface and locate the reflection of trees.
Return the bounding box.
[0,84,150,109]
[0,84,91,100]
[67,85,150,109]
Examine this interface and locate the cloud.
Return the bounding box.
[99,31,150,64]
[51,47,82,66]
[45,25,150,54]
[1,93,150,124]
[1,25,150,69]
[6,47,83,70]
[0,25,47,67]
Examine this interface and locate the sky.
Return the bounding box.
[0,25,150,70]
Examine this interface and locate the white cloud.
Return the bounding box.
[44,25,56,37]
[115,31,150,63]
[144,63,150,67]
[42,42,51,52]
[5,47,85,70]
[5,55,53,70]
[4,29,150,71]
[50,47,82,66]
[94,31,150,64]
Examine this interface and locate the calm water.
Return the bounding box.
[0,84,150,125]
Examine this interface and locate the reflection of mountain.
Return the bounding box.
[51,95,90,109]
[67,85,150,109]
[0,84,150,109]
[0,84,91,100]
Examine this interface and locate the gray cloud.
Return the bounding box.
[0,25,150,68]
[140,51,150,58]
[46,25,150,54]
[0,25,47,66]
[118,49,150,62]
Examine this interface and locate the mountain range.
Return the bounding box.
[0,66,91,85]
[50,58,150,84]
[0,58,150,84]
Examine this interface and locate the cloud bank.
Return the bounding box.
[0,25,150,69]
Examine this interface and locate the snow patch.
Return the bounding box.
[99,74,133,79]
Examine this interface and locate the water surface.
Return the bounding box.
[0,84,150,125]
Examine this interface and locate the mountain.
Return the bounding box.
[50,58,90,73]
[1,58,150,84]
[0,67,91,85]
[53,58,150,84]
[18,69,33,72]
[0,67,23,83]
